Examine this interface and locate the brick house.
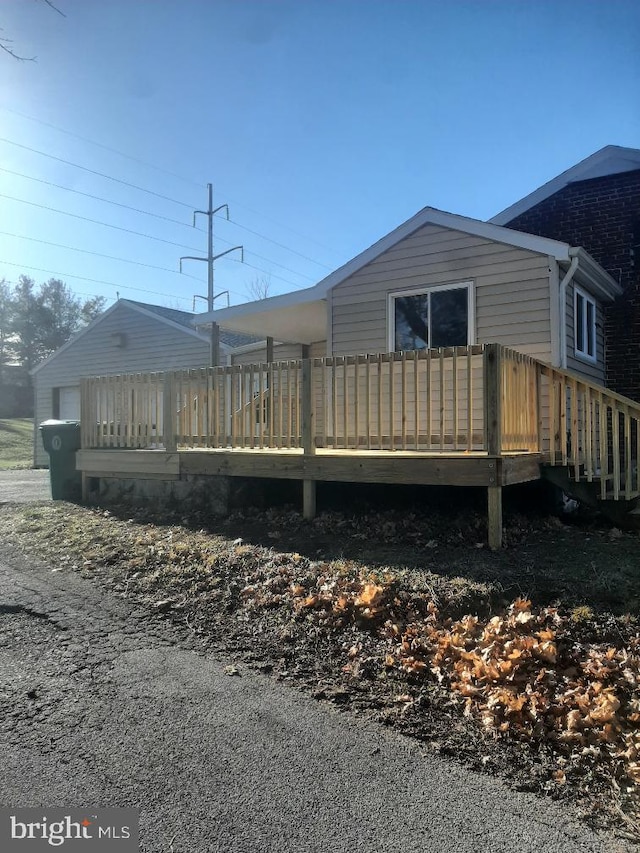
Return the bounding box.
[490,146,640,401]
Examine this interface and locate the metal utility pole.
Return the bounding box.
[180,183,243,366]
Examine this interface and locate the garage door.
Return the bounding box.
[59,386,81,420]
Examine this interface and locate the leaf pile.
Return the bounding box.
[393,599,640,790]
[240,561,640,797]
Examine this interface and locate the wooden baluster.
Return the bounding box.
[366,355,372,451]
[625,407,632,500]
[354,355,360,450]
[612,404,621,500]
[439,349,445,451]
[414,350,420,451]
[598,394,607,499]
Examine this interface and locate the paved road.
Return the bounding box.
[0,469,51,502]
[0,551,628,853]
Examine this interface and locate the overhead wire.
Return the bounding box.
[2,278,117,304]
[1,168,317,283]
[0,167,202,230]
[0,129,337,269]
[0,137,196,209]
[0,105,341,254]
[228,218,333,269]
[0,104,204,189]
[0,230,205,282]
[0,194,203,252]
[0,259,196,305]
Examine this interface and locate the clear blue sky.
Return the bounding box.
[1,0,639,313]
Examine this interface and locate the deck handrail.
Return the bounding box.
[80,345,640,500]
[537,361,640,500]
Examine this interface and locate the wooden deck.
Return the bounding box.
[77,344,640,548]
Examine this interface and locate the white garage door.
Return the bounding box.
[59,386,81,420]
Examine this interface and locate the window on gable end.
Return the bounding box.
[390,282,473,352]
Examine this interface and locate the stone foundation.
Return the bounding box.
[87,474,231,517]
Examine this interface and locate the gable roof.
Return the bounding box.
[31,298,258,375]
[125,300,260,348]
[194,205,608,341]
[490,145,640,226]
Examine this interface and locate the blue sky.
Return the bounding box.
[1,0,638,313]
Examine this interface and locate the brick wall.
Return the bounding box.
[504,169,640,400]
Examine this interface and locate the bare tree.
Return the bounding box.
[247,275,271,301]
[1,0,65,61]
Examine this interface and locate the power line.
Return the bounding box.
[2,278,118,304]
[2,193,315,293]
[1,133,337,268]
[228,217,332,270]
[0,105,204,190]
[0,194,204,252]
[1,168,317,282]
[0,259,195,305]
[0,137,196,209]
[0,105,341,255]
[0,167,199,230]
[0,230,206,281]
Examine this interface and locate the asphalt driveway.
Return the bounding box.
[0,549,630,853]
[0,469,51,503]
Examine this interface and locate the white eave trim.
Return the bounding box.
[570,248,623,302]
[194,286,327,327]
[124,301,215,344]
[194,206,575,326]
[490,145,640,226]
[31,299,225,376]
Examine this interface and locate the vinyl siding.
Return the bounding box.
[230,341,327,366]
[34,303,211,465]
[565,283,606,384]
[231,343,303,366]
[331,224,553,361]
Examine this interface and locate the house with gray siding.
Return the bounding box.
[73,207,640,546]
[32,299,258,466]
[194,206,620,378]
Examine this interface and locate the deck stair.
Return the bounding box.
[537,362,640,526]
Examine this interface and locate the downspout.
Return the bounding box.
[559,250,580,368]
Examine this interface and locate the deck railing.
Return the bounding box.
[82,344,521,455]
[539,364,640,500]
[80,344,640,499]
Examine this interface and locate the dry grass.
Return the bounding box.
[0,419,33,470]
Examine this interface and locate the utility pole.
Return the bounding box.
[180,183,243,366]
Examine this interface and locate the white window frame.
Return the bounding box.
[387,281,475,352]
[573,285,597,363]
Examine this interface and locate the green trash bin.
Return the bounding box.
[39,419,82,501]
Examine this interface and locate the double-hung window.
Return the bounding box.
[574,286,596,362]
[390,282,473,351]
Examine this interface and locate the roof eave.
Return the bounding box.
[570,248,623,302]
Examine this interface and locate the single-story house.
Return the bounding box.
[32,299,261,466]
[64,205,640,547]
[194,206,621,378]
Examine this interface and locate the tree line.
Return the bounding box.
[0,276,105,414]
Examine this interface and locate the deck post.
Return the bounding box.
[303,478,316,520]
[484,343,503,455]
[487,485,503,550]
[301,355,316,519]
[163,372,177,453]
[211,322,220,368]
[266,336,274,363]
